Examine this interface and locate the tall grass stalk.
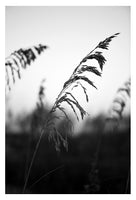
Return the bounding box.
[107,77,131,129]
[24,79,47,179]
[22,33,119,193]
[106,77,131,194]
[5,44,48,93]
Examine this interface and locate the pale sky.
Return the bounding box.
[5,6,130,118]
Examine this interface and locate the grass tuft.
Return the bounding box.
[5,44,48,93]
[46,33,120,150]
[23,33,120,193]
[107,77,131,125]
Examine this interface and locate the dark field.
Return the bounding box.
[6,119,130,194]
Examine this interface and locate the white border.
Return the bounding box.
[1,0,133,6]
[1,1,136,199]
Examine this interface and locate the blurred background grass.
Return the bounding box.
[5,111,130,194]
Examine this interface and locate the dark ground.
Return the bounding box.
[5,121,130,194]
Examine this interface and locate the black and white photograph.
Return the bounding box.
[5,6,130,194]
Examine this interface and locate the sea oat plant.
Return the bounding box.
[107,77,131,128]
[84,77,131,194]
[45,33,120,150]
[23,33,120,193]
[104,77,131,193]
[24,79,47,178]
[31,79,48,137]
[5,44,48,92]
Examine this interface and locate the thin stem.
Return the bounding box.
[83,46,98,61]
[28,165,64,189]
[73,45,98,75]
[22,128,45,193]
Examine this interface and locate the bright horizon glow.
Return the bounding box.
[5,6,130,120]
